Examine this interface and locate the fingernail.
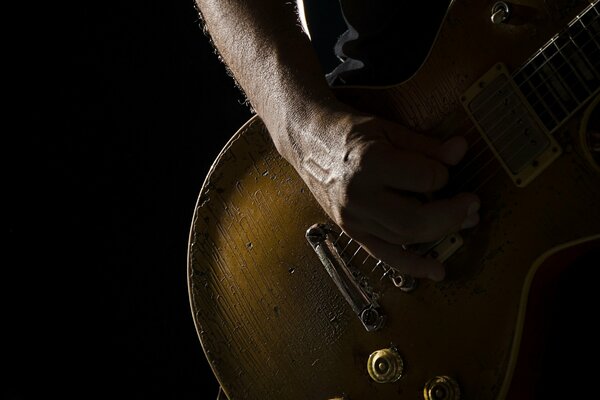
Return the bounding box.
[461,212,480,229]
[468,201,480,216]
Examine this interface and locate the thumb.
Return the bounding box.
[430,136,469,166]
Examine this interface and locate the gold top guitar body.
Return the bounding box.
[188,1,600,398]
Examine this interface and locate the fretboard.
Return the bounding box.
[512,1,599,133]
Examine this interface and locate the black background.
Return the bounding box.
[7,0,347,398]
[8,1,251,398]
[7,1,598,398]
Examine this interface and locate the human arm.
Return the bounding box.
[194,0,480,281]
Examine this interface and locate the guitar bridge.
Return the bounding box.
[306,224,465,332]
[306,224,385,332]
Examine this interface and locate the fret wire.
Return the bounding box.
[542,44,587,105]
[519,68,561,128]
[570,22,599,80]
[345,3,600,257]
[465,4,598,133]
[554,38,594,95]
[472,19,597,129]
[517,31,598,109]
[530,49,600,131]
[453,11,599,148]
[450,44,600,187]
[451,4,600,193]
[531,61,569,117]
[483,32,598,130]
[453,56,594,186]
[580,8,600,50]
[575,11,600,73]
[514,12,599,89]
[540,56,579,111]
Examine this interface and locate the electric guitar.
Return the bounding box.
[188,1,600,399]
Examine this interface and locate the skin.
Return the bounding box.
[195,0,480,281]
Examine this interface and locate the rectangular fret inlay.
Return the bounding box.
[513,1,600,132]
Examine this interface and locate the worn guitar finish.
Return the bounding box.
[188,1,600,399]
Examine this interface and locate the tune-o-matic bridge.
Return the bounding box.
[306,224,385,332]
[306,224,464,332]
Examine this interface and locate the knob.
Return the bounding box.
[367,348,404,383]
[423,376,461,400]
[491,2,510,24]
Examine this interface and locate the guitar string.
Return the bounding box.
[447,22,599,169]
[443,53,600,197]
[453,40,600,194]
[339,47,600,279]
[440,11,599,160]
[438,4,600,150]
[444,2,600,146]
[446,33,599,189]
[337,4,600,277]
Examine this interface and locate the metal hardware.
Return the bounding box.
[391,273,417,292]
[367,347,404,383]
[306,224,384,332]
[491,2,510,24]
[461,63,562,187]
[423,376,461,400]
[427,233,463,263]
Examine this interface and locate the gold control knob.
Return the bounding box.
[423,376,461,400]
[367,348,404,383]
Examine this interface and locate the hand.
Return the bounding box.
[294,105,480,281]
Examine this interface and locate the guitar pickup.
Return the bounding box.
[461,63,562,187]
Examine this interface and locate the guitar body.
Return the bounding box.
[188,1,600,399]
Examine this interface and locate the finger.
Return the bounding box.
[381,121,468,166]
[412,193,481,242]
[359,233,446,281]
[370,192,480,244]
[377,147,450,193]
[341,212,413,246]
[434,136,469,166]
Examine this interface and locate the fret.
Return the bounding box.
[544,41,586,107]
[540,60,576,111]
[577,5,600,70]
[581,3,600,50]
[513,72,556,130]
[570,15,600,84]
[565,30,599,83]
[510,3,600,133]
[518,62,564,130]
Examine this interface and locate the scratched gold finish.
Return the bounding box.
[188,1,600,399]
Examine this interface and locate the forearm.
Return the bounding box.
[196,0,480,279]
[195,0,342,167]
